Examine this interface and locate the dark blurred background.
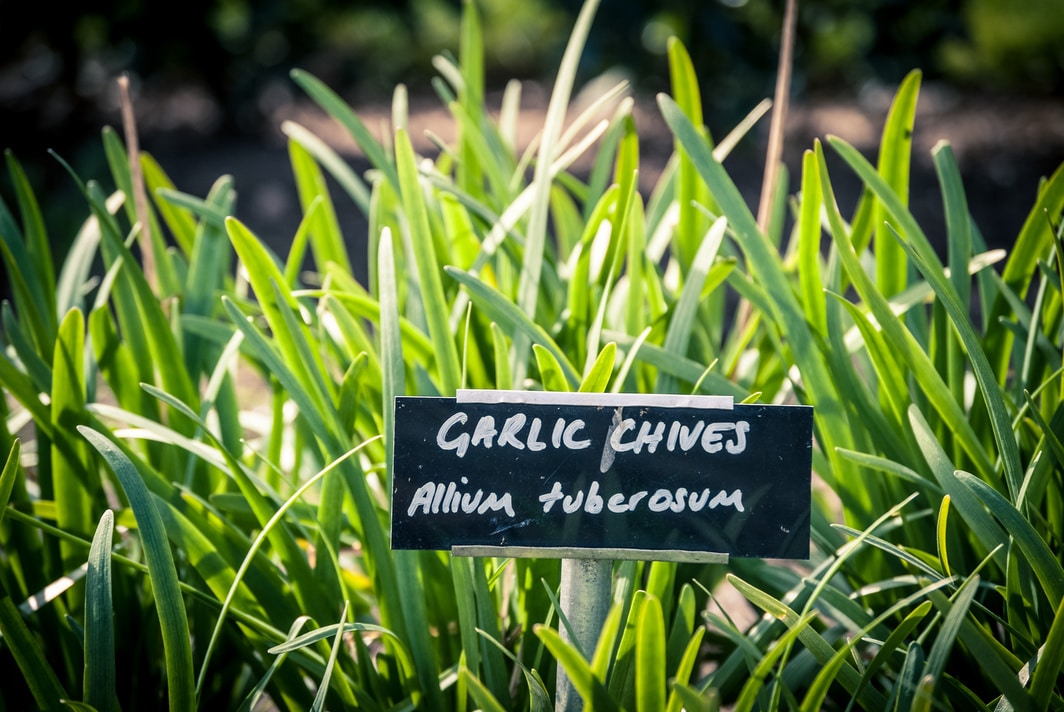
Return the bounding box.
[2,0,1063,273]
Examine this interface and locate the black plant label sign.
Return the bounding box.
[390,393,812,559]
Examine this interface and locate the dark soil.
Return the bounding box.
[133,80,1063,287]
[21,79,1064,288]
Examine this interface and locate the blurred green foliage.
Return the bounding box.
[939,0,1064,89]
[1,0,1060,258]
[3,0,1060,142]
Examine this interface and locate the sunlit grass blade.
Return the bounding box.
[659,93,853,470]
[182,176,235,323]
[379,226,444,708]
[288,138,352,274]
[458,0,485,158]
[93,192,200,420]
[457,114,610,281]
[797,150,826,336]
[566,185,618,349]
[141,152,197,254]
[54,197,108,316]
[152,186,228,234]
[237,616,313,712]
[814,140,996,481]
[607,588,646,706]
[583,101,631,223]
[635,595,665,712]
[672,683,721,712]
[268,620,403,656]
[909,405,1009,565]
[588,603,623,684]
[1029,595,1064,710]
[290,69,400,190]
[656,216,726,392]
[925,581,1033,709]
[534,344,572,391]
[447,266,580,386]
[656,94,756,265]
[513,0,602,383]
[190,434,379,701]
[607,113,639,271]
[78,426,195,712]
[378,227,403,469]
[448,100,511,203]
[829,134,1025,497]
[923,573,978,694]
[610,326,650,394]
[624,197,650,340]
[986,162,1064,378]
[536,623,620,712]
[666,37,710,271]
[559,79,629,167]
[807,599,933,711]
[52,308,95,570]
[314,275,434,362]
[491,322,513,390]
[733,610,816,712]
[664,582,696,668]
[936,495,952,577]
[893,642,925,712]
[832,528,945,585]
[728,574,888,710]
[282,120,371,215]
[579,342,616,393]
[395,127,462,395]
[102,126,180,297]
[0,440,20,524]
[62,177,153,391]
[479,626,554,712]
[933,141,973,321]
[602,329,746,398]
[830,294,914,433]
[84,509,117,712]
[268,276,340,424]
[460,666,508,712]
[311,601,350,712]
[226,217,334,413]
[956,471,1064,608]
[874,69,920,297]
[665,626,706,712]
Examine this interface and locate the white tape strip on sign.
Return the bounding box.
[456,389,734,410]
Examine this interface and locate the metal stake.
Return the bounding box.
[556,557,612,711]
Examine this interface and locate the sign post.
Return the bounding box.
[390,389,813,709]
[556,557,611,711]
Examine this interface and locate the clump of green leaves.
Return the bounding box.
[2,0,1063,709]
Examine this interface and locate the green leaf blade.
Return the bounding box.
[84,510,117,712]
[78,426,195,712]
